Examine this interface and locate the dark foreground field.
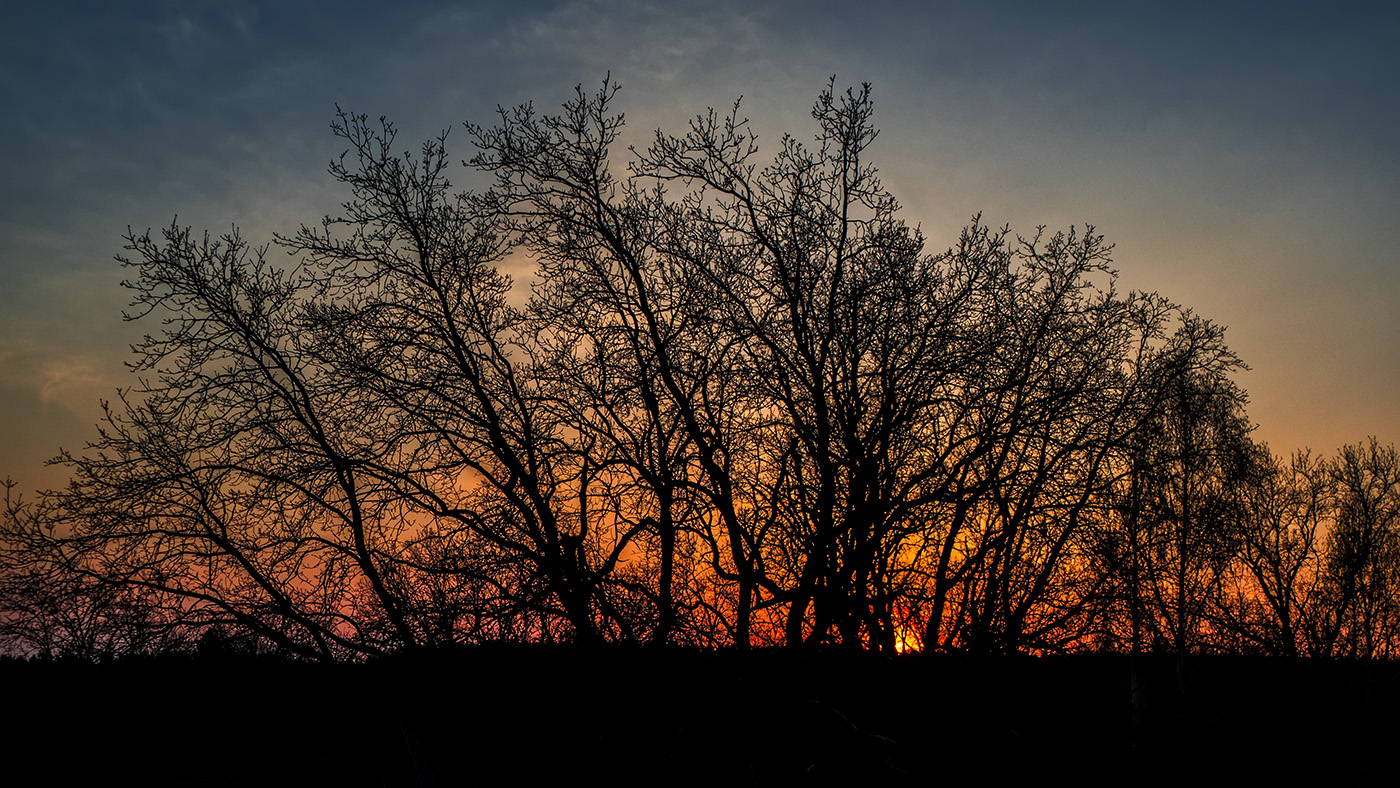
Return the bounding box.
[4,647,1397,786]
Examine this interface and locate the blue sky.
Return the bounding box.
[3,0,1397,491]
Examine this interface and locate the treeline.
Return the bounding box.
[2,80,1397,661]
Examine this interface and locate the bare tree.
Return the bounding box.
[286,108,651,645]
[46,223,437,660]
[1309,439,1400,658]
[0,479,174,658]
[632,82,1005,649]
[1116,359,1254,654]
[4,77,1280,661]
[1221,448,1330,656]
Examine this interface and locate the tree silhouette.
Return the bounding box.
[0,77,1336,661]
[1226,448,1330,657]
[1311,439,1400,658]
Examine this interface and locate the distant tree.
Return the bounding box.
[1217,448,1330,657]
[1309,439,1400,658]
[1090,324,1254,655]
[0,478,179,658]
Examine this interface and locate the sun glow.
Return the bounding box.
[893,628,922,654]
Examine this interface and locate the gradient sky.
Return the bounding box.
[3,0,1397,494]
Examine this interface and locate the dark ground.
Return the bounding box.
[3,647,1397,786]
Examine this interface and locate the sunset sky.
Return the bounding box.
[2,0,1397,494]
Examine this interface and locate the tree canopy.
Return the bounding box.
[3,79,1397,661]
